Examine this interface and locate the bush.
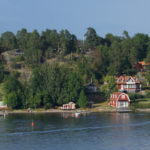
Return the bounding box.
[44,103,52,109]
[4,90,22,109]
[145,92,150,98]
[128,93,144,101]
[131,103,150,108]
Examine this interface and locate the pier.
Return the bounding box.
[0,110,8,116]
[117,108,132,113]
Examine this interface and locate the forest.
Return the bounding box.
[0,27,150,109]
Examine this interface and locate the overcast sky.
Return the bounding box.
[0,0,150,39]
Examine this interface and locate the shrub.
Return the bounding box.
[128,93,144,101]
[145,92,150,98]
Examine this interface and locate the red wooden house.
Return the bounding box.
[110,92,130,108]
[61,102,76,110]
[135,61,150,72]
[116,75,141,93]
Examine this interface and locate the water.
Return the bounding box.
[0,112,150,150]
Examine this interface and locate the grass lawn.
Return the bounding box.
[135,98,150,101]
[131,97,150,108]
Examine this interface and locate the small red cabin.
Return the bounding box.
[110,92,130,108]
[61,102,76,110]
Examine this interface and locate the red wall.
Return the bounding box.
[110,93,130,107]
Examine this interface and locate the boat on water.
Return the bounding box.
[75,112,80,118]
[0,110,8,117]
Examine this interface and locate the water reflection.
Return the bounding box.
[61,112,90,119]
[110,113,131,124]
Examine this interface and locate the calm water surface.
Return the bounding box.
[0,112,150,150]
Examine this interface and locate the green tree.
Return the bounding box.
[132,33,149,60]
[24,48,42,66]
[84,27,99,50]
[3,73,24,109]
[43,93,53,109]
[32,92,42,109]
[0,32,17,50]
[59,29,75,55]
[4,73,22,93]
[41,29,59,51]
[4,92,19,109]
[77,90,88,108]
[101,75,118,100]
[0,65,5,83]
[16,28,29,49]
[27,30,42,49]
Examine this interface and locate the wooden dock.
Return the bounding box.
[0,110,8,116]
[117,108,132,113]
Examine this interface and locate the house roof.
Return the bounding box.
[111,92,122,97]
[116,75,140,84]
[110,92,130,101]
[138,61,150,66]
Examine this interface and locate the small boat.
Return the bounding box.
[75,112,80,118]
[0,110,8,118]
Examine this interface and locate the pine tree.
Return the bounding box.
[77,90,88,108]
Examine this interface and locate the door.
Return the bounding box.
[118,101,128,108]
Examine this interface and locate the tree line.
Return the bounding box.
[3,64,88,109]
[0,27,150,109]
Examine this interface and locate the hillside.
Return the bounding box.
[1,50,31,82]
[0,28,150,109]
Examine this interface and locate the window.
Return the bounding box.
[122,95,125,99]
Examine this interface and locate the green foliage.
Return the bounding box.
[131,102,150,108]
[32,92,42,109]
[16,28,29,49]
[76,55,95,84]
[145,91,150,98]
[27,63,83,108]
[0,65,5,83]
[3,73,24,109]
[2,28,150,109]
[43,93,53,109]
[101,75,117,99]
[146,71,150,83]
[24,48,42,66]
[27,30,42,49]
[128,93,144,101]
[84,27,102,50]
[0,32,17,50]
[3,73,22,94]
[132,33,149,60]
[77,90,88,108]
[4,92,19,109]
[41,29,59,51]
[65,71,82,101]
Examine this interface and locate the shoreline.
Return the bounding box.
[6,107,117,114]
[3,107,150,114]
[135,108,150,112]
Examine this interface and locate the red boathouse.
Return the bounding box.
[110,92,130,108]
[61,102,76,110]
